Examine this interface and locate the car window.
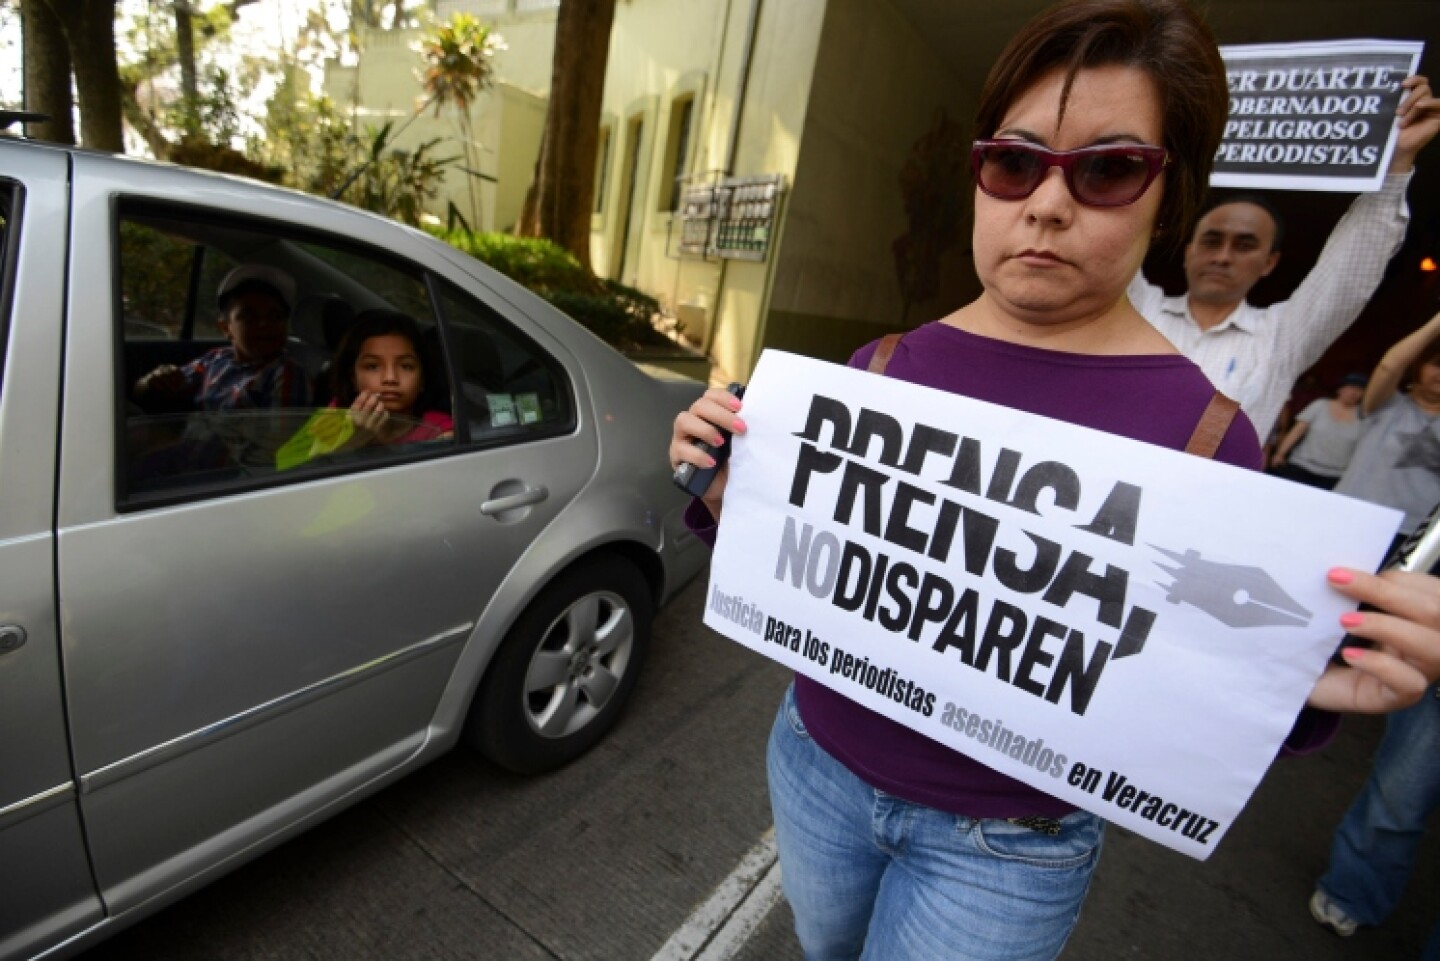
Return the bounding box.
[435,279,575,445]
[117,204,457,507]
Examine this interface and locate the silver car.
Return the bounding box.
[0,136,707,960]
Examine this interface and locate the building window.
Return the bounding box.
[594,126,612,215]
[659,96,695,213]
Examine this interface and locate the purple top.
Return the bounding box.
[689,321,1338,818]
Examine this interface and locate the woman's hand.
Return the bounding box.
[669,386,747,523]
[348,391,390,443]
[1306,567,1440,714]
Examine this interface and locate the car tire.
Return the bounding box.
[466,555,653,774]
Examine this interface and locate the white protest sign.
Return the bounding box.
[1214,39,1424,191]
[704,351,1400,860]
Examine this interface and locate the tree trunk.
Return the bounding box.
[121,79,174,159]
[21,0,75,145]
[174,1,199,114]
[516,0,616,274]
[43,0,124,152]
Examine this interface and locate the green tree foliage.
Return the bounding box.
[119,0,251,157]
[249,66,356,196]
[341,122,457,227]
[418,12,503,230]
[432,230,676,352]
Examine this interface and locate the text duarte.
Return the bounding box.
[773,394,1158,717]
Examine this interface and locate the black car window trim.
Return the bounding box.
[180,243,206,342]
[0,179,24,400]
[111,198,466,513]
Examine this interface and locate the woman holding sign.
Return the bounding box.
[670,1,1440,957]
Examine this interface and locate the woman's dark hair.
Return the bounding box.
[330,309,447,415]
[974,0,1227,248]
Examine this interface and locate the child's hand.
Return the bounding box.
[1307,567,1440,714]
[348,391,390,441]
[137,364,186,395]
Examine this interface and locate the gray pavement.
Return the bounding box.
[81,572,1438,960]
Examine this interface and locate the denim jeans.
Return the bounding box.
[1318,685,1440,955]
[767,683,1103,961]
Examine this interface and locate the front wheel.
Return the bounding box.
[465,555,653,774]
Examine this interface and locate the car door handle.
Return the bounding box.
[480,485,549,516]
[0,625,27,656]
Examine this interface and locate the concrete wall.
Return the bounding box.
[583,0,827,382]
[654,0,830,381]
[587,0,730,362]
[764,0,979,365]
[322,8,556,232]
[325,0,831,383]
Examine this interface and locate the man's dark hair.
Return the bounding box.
[974,0,1228,250]
[1195,192,1287,250]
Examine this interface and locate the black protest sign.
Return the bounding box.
[1215,40,1423,192]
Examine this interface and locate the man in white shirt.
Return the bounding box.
[1128,74,1440,441]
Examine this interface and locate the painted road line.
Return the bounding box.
[695,857,783,961]
[650,828,781,961]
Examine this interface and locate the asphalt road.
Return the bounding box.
[78,571,1438,961]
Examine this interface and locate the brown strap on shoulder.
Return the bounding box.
[868,333,903,374]
[1184,391,1240,458]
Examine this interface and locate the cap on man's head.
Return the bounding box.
[1338,372,1368,388]
[217,264,296,314]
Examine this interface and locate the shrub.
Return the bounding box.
[439,232,592,293]
[431,230,679,352]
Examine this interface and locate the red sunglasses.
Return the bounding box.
[971,139,1170,208]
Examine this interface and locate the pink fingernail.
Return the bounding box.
[1340,612,1364,629]
[1328,568,1355,585]
[731,418,747,432]
[1340,647,1366,662]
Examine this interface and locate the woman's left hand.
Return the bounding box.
[1306,567,1440,713]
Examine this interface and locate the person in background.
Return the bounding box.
[133,264,313,412]
[1269,373,1367,490]
[671,3,1440,958]
[1127,77,1440,442]
[1310,312,1440,957]
[1333,311,1440,544]
[1310,683,1440,959]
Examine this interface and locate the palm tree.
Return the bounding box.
[418,13,502,230]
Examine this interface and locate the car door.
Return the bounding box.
[0,146,106,960]
[54,154,596,915]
